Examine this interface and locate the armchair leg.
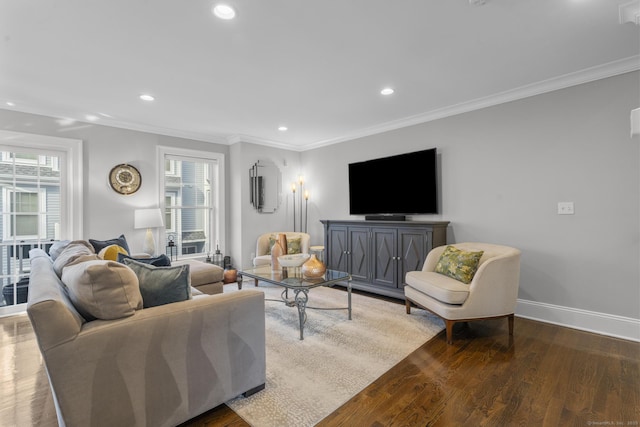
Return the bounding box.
[405,298,412,314]
[445,320,455,344]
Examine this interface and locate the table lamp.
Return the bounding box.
[134,208,164,256]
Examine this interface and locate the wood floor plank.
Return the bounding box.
[1,311,638,427]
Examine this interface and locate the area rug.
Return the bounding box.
[224,282,444,427]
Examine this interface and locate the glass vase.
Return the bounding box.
[302,254,326,278]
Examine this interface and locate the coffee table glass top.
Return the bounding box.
[239,265,350,289]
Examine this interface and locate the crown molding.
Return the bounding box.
[303,56,640,151]
[227,134,304,151]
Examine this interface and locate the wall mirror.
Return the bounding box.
[249,160,280,213]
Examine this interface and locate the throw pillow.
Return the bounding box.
[266,234,303,255]
[61,259,142,321]
[434,245,484,284]
[48,240,71,261]
[52,240,96,277]
[266,235,277,255]
[286,237,302,254]
[89,234,130,255]
[98,244,129,261]
[117,253,171,267]
[122,259,191,308]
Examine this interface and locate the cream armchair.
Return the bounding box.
[252,232,311,266]
[404,242,521,344]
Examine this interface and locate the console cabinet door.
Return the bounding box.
[371,228,396,289]
[397,228,429,288]
[327,226,348,272]
[348,227,370,282]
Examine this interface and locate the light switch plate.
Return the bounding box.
[557,202,575,215]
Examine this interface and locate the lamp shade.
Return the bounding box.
[134,208,164,229]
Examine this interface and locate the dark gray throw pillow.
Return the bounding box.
[89,234,130,255]
[122,259,191,308]
[117,253,171,267]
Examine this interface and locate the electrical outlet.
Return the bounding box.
[557,202,575,215]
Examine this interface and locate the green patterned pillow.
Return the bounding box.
[266,235,277,255]
[286,237,302,254]
[434,245,484,284]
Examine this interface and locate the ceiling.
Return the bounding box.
[1,0,639,151]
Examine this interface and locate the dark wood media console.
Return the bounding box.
[321,220,449,299]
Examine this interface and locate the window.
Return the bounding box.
[159,147,225,260]
[3,189,47,239]
[0,131,82,313]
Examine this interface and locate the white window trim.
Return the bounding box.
[157,146,225,259]
[0,130,83,240]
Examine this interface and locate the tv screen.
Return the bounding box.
[348,148,438,216]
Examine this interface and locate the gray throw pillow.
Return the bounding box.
[122,259,191,308]
[117,253,171,267]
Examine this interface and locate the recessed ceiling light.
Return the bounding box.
[213,4,236,20]
[57,118,76,126]
[140,94,155,101]
[380,88,394,95]
[6,101,15,107]
[278,126,288,131]
[85,114,99,122]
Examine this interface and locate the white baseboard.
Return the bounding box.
[516,299,640,342]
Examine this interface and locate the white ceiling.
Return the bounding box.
[1,0,639,151]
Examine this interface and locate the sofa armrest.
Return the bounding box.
[41,290,266,427]
[462,252,521,316]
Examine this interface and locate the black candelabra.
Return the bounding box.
[292,176,309,233]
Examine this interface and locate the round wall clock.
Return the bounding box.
[108,163,141,195]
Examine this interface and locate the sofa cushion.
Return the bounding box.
[405,270,470,305]
[434,245,484,284]
[98,244,129,261]
[52,240,96,277]
[253,255,271,267]
[117,253,171,267]
[122,259,191,308]
[173,259,224,287]
[89,234,130,255]
[61,259,142,320]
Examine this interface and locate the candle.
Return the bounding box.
[304,190,309,200]
[291,183,296,193]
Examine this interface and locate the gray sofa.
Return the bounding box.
[27,248,266,427]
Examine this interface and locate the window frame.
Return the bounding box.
[157,146,225,260]
[0,130,82,315]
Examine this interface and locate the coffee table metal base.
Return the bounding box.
[238,268,352,340]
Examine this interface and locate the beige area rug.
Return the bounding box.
[224,282,444,427]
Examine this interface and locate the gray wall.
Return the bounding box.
[302,71,640,320]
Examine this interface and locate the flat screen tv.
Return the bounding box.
[348,148,438,218]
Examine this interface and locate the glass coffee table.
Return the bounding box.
[238,265,352,340]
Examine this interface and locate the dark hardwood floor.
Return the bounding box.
[2,306,638,426]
